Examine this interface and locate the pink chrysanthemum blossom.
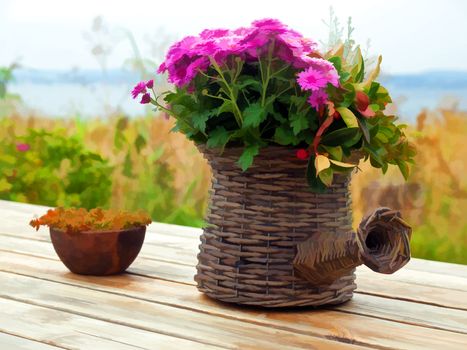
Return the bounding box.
[131,81,147,99]
[16,143,30,152]
[275,33,318,68]
[308,90,329,110]
[307,58,339,87]
[297,68,330,91]
[154,19,335,89]
[145,79,154,89]
[199,28,230,40]
[140,93,151,104]
[157,18,322,88]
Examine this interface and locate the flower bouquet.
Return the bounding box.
[133,19,414,307]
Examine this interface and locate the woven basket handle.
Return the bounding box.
[293,207,412,285]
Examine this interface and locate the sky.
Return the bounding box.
[1,0,467,74]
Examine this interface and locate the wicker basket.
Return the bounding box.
[195,146,411,307]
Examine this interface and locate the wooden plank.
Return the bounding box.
[4,200,466,278]
[2,232,466,311]
[405,258,467,278]
[0,271,363,350]
[0,298,220,350]
[0,332,63,350]
[0,197,464,276]
[1,252,466,349]
[6,228,467,298]
[356,266,467,292]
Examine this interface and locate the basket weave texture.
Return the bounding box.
[195,146,357,307]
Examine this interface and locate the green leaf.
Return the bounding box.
[322,145,343,160]
[367,82,380,100]
[353,47,365,83]
[375,132,389,143]
[274,125,299,145]
[237,78,261,91]
[397,160,410,180]
[192,111,211,133]
[321,128,360,147]
[369,103,380,112]
[328,56,342,73]
[216,101,233,116]
[357,118,371,143]
[382,162,388,174]
[243,103,266,128]
[318,167,334,187]
[340,83,356,108]
[336,107,358,128]
[290,113,309,135]
[237,144,260,171]
[290,95,307,109]
[306,155,327,193]
[207,127,230,149]
[172,104,186,115]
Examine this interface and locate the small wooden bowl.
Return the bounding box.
[49,226,146,275]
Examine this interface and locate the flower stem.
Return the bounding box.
[209,56,243,127]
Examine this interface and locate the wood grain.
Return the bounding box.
[2,232,466,311]
[0,332,64,350]
[0,298,221,350]
[0,271,365,350]
[1,251,466,350]
[2,199,467,350]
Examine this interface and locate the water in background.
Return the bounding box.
[9,69,467,122]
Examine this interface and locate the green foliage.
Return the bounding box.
[0,129,112,208]
[0,115,209,228]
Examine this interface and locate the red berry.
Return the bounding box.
[296,149,309,160]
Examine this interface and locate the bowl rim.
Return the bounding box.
[49,225,147,235]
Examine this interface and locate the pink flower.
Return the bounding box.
[308,90,329,110]
[297,68,329,91]
[275,33,318,68]
[140,93,151,104]
[157,62,166,74]
[199,28,230,39]
[307,58,339,87]
[16,143,30,152]
[146,79,154,89]
[297,56,340,92]
[251,18,288,32]
[155,19,331,89]
[131,81,147,99]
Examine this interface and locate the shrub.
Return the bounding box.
[0,128,113,208]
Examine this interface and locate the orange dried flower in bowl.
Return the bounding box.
[29,208,152,275]
[30,207,152,233]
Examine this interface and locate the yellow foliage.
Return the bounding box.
[352,109,467,264]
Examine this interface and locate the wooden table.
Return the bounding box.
[0,199,466,350]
